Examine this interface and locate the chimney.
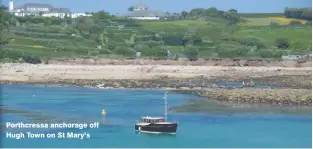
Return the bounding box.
[9,0,14,12]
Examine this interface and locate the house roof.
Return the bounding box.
[14,3,71,14]
[50,8,71,13]
[20,3,54,9]
[135,3,148,10]
[125,10,166,17]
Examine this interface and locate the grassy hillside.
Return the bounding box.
[239,18,285,26]
[239,13,284,18]
[240,17,308,26]
[235,28,311,47]
[0,10,312,63]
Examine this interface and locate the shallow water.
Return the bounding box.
[0,84,312,148]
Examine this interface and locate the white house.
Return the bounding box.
[42,8,71,18]
[71,13,92,19]
[9,1,72,18]
[124,2,165,20]
[133,3,148,11]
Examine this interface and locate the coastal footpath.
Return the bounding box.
[0,63,312,106]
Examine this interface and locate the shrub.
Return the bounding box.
[141,46,168,58]
[289,20,302,25]
[270,21,280,27]
[17,57,24,63]
[10,30,76,39]
[135,35,154,42]
[258,49,274,58]
[21,55,41,64]
[291,40,305,51]
[275,37,290,49]
[304,21,312,26]
[163,33,183,46]
[273,50,285,58]
[113,47,136,56]
[143,40,164,48]
[88,51,99,57]
[197,46,215,52]
[134,44,149,52]
[192,35,203,46]
[105,42,117,51]
[201,36,215,46]
[0,49,44,64]
[0,31,13,45]
[183,46,199,61]
[99,49,112,54]
[216,44,249,58]
[154,47,168,58]
[258,49,285,58]
[112,33,131,42]
[0,49,22,60]
[240,35,266,49]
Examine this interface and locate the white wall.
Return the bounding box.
[128,16,160,20]
[71,13,92,18]
[13,12,69,18]
[281,55,302,60]
[42,13,69,18]
[9,1,14,12]
[26,7,50,12]
[14,12,25,17]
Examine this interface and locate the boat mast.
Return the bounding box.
[164,92,168,121]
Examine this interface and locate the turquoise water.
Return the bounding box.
[1,84,312,148]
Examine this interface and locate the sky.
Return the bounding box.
[1,0,312,14]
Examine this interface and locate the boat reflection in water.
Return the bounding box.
[135,92,178,135]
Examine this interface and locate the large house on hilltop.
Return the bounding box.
[8,1,90,19]
[42,8,72,18]
[12,3,71,18]
[124,2,166,20]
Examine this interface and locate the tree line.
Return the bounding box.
[165,7,242,25]
[284,8,312,21]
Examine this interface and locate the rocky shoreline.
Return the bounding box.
[252,75,312,89]
[1,74,311,89]
[1,77,312,106]
[47,58,312,67]
[169,97,312,115]
[1,63,311,107]
[202,88,312,106]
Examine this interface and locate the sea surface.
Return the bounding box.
[0,84,312,148]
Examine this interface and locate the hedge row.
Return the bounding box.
[0,49,41,64]
[11,30,78,39]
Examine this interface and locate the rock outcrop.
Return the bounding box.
[201,88,312,106]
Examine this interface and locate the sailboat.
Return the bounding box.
[135,92,178,134]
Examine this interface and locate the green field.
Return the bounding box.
[235,28,311,46]
[139,20,210,28]
[239,13,284,18]
[239,18,286,26]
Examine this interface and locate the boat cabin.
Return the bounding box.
[140,116,165,123]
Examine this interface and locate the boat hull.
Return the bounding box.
[135,123,178,134]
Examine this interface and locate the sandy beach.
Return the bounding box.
[0,63,312,82]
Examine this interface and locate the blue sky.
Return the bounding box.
[2,0,312,14]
